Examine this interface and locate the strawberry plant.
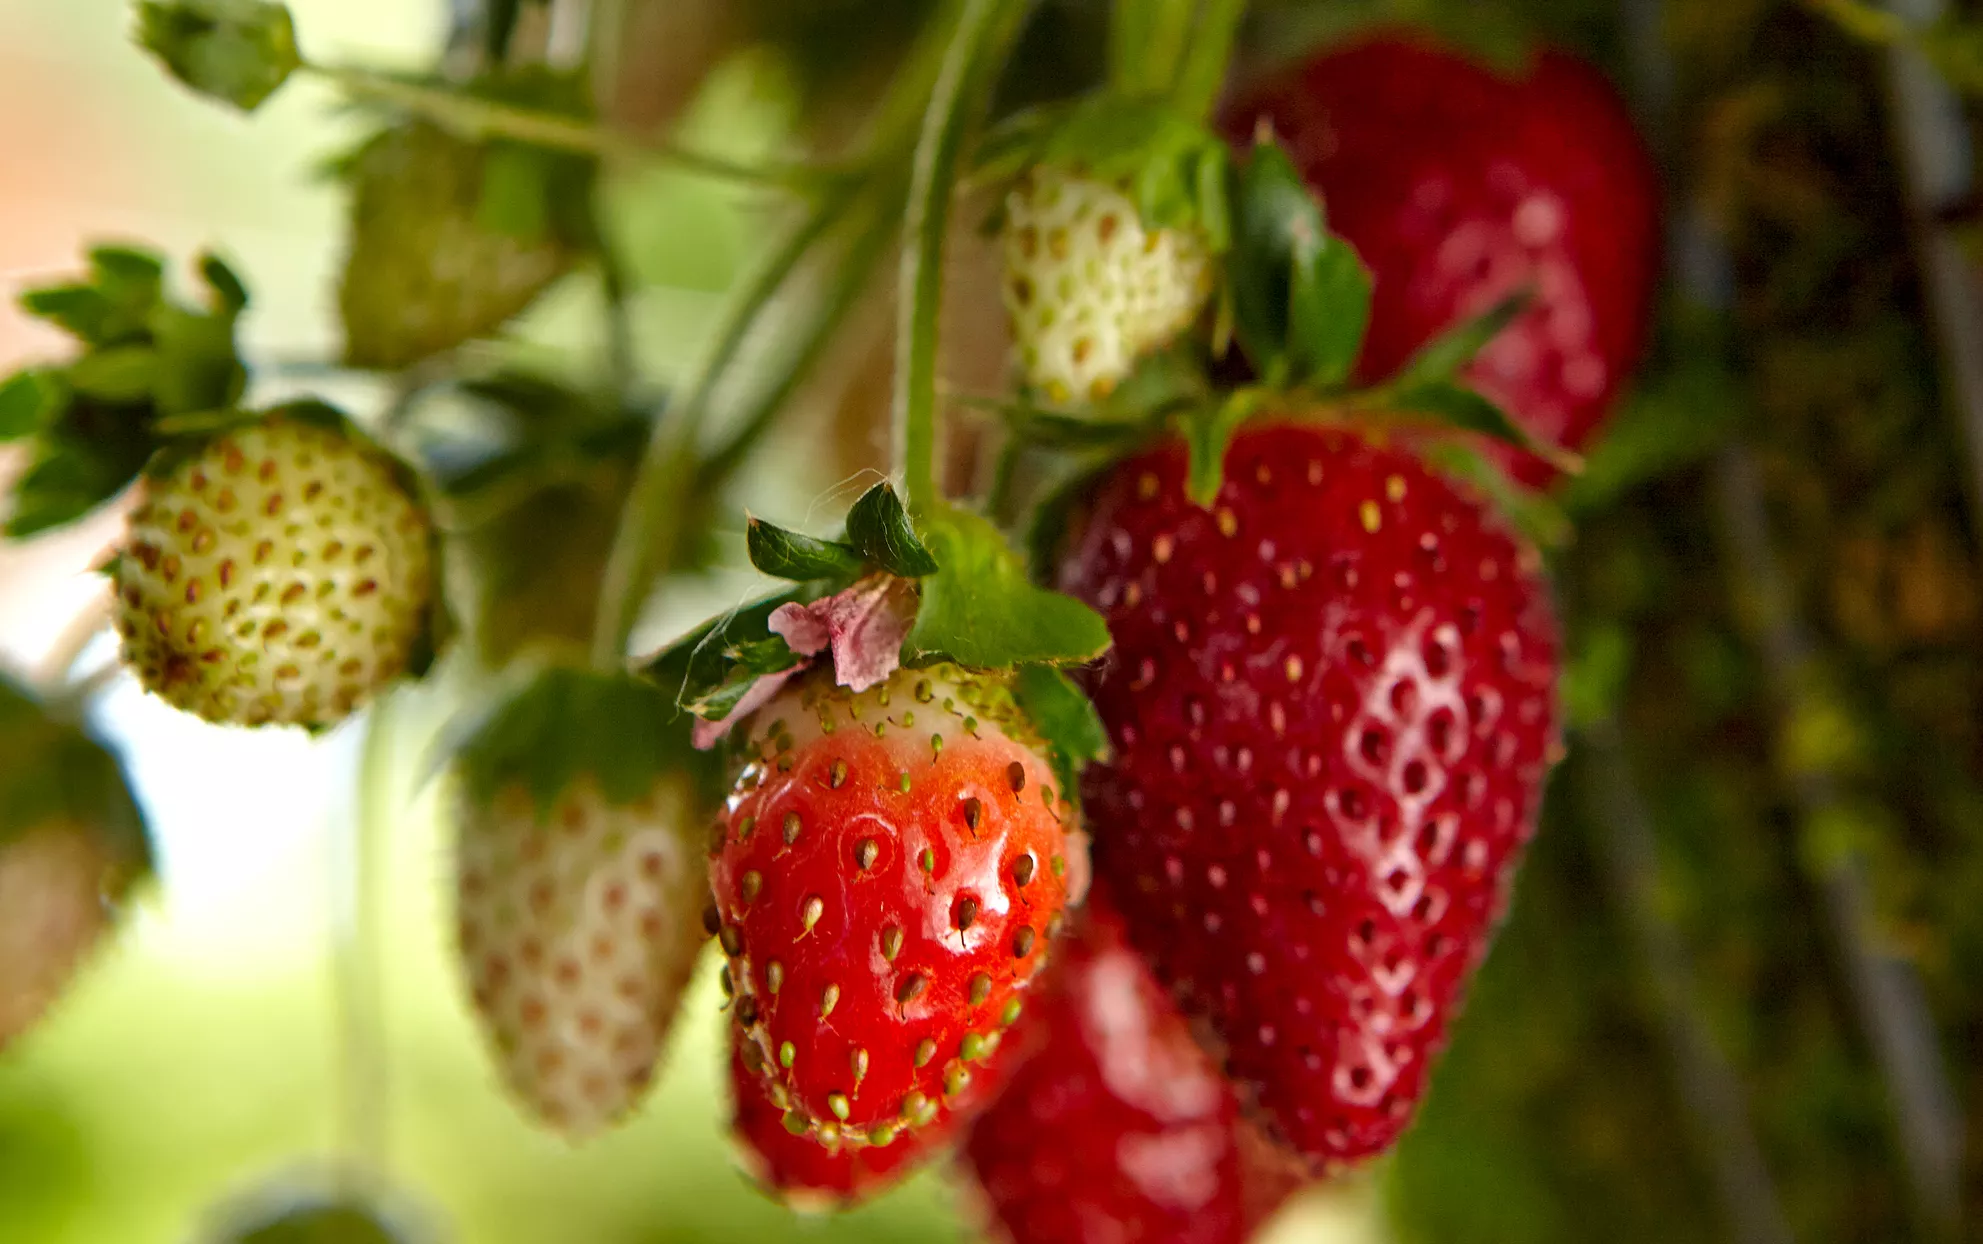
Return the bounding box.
[7,0,1983,1241]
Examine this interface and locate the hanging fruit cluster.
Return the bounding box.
[0,0,1689,1240]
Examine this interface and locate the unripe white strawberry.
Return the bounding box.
[1001,167,1214,405]
[448,668,711,1138]
[112,407,435,729]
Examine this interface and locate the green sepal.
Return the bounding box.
[1364,381,1582,475]
[1178,388,1264,507]
[638,588,815,720]
[1228,138,1372,390]
[746,515,867,583]
[845,482,939,577]
[1419,439,1573,551]
[443,664,710,820]
[684,637,805,721]
[1011,664,1109,798]
[0,678,154,882]
[2,246,248,537]
[135,0,300,113]
[1388,289,1531,389]
[903,507,1111,669]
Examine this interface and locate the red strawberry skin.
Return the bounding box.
[728,1038,940,1209]
[710,665,1078,1152]
[1056,424,1561,1167]
[1228,35,1659,485]
[964,893,1255,1244]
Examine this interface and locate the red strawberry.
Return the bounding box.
[709,663,1081,1155]
[1056,424,1561,1168]
[963,893,1265,1244]
[1227,35,1659,485]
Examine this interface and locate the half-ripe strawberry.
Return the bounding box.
[1227,35,1659,485]
[1002,168,1214,406]
[113,406,435,729]
[963,892,1261,1244]
[1057,423,1561,1168]
[450,668,709,1138]
[710,662,1079,1156]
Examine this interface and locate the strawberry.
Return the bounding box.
[962,892,1262,1244]
[338,121,576,370]
[1002,167,1214,406]
[1227,35,1659,485]
[709,662,1080,1154]
[1056,423,1561,1167]
[0,678,151,1049]
[449,668,709,1138]
[112,406,436,729]
[727,1036,942,1210]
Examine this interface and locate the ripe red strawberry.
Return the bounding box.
[728,1036,949,1210]
[1227,35,1658,485]
[709,663,1080,1155]
[962,893,1262,1244]
[1056,424,1561,1167]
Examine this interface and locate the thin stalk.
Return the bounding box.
[894,0,1033,517]
[589,184,859,667]
[1172,0,1249,121]
[588,3,960,668]
[700,177,909,486]
[1139,0,1200,100]
[304,62,849,191]
[332,695,397,1179]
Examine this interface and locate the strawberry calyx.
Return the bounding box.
[639,483,1110,796]
[0,245,248,538]
[441,663,716,821]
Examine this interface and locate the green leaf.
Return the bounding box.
[4,435,148,539]
[135,0,300,112]
[1228,139,1371,387]
[745,516,866,583]
[0,371,63,442]
[1011,664,1109,797]
[67,346,159,403]
[845,482,939,577]
[1419,439,1573,551]
[1389,289,1531,388]
[903,508,1112,669]
[1380,380,1581,474]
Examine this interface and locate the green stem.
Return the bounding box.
[304,62,851,190]
[701,177,908,485]
[894,0,1033,517]
[589,185,859,668]
[333,694,397,1179]
[1172,0,1248,121]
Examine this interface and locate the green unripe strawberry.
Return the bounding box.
[338,122,576,370]
[112,407,435,729]
[1001,167,1214,406]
